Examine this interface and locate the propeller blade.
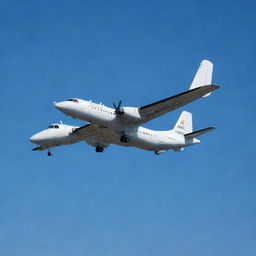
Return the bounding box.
[113,100,124,115]
[117,100,122,109]
[112,102,117,109]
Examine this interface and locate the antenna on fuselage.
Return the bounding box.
[60,120,63,124]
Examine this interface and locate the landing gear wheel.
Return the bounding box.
[95,146,104,152]
[48,152,53,156]
[120,135,130,143]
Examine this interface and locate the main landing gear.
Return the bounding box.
[95,146,104,152]
[47,149,53,156]
[120,134,130,143]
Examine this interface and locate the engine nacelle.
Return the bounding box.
[120,107,141,122]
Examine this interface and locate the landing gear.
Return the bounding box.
[95,146,104,152]
[155,150,167,155]
[47,149,53,156]
[120,135,130,143]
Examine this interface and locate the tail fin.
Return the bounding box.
[189,60,213,97]
[173,111,192,135]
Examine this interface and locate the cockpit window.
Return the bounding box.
[48,125,59,129]
[68,98,79,103]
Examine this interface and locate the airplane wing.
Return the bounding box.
[136,84,219,125]
[72,123,111,138]
[72,124,98,137]
[73,123,112,148]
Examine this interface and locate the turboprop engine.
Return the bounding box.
[119,107,141,122]
[112,101,141,123]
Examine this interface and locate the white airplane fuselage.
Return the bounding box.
[30,120,196,153]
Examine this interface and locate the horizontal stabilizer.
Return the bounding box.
[184,127,215,138]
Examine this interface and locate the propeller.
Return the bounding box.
[112,100,124,115]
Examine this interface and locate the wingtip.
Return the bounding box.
[200,84,220,97]
[205,84,220,93]
[212,84,220,89]
[191,84,220,92]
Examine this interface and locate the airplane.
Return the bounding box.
[30,60,219,156]
[30,111,215,156]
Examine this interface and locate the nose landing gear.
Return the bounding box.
[95,146,104,152]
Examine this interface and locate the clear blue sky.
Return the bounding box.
[1,1,255,255]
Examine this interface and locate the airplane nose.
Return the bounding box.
[29,134,37,143]
[29,133,44,144]
[54,102,66,111]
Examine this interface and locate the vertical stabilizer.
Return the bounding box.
[189,60,213,97]
[173,111,192,136]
